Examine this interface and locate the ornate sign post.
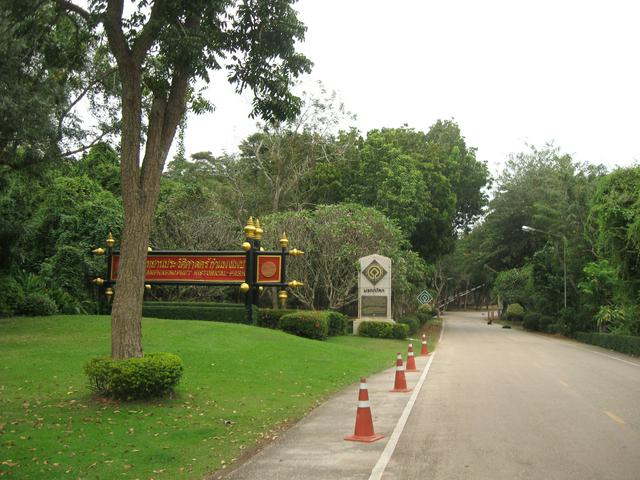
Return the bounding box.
[91,217,304,323]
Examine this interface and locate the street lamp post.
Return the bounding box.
[522,225,567,309]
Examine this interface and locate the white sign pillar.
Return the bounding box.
[355,254,393,334]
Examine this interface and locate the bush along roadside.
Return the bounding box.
[358,321,409,339]
[575,332,640,357]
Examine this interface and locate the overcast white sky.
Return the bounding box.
[183,0,640,175]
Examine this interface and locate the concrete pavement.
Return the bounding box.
[219,311,640,480]
[383,311,640,480]
[219,338,436,479]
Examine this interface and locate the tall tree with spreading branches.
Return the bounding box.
[56,0,311,358]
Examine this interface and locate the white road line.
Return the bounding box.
[579,348,640,368]
[368,320,445,480]
[604,410,626,425]
[501,326,640,368]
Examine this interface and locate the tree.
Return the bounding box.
[0,1,119,169]
[308,124,490,261]
[262,204,429,314]
[57,0,311,358]
[217,86,357,218]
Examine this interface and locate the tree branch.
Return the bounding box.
[104,0,130,64]
[57,67,118,141]
[55,0,91,22]
[61,129,110,157]
[132,0,167,63]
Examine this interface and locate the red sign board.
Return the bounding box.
[256,255,283,283]
[110,254,246,284]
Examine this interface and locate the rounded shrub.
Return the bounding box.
[358,321,392,338]
[84,352,184,400]
[506,303,525,322]
[326,310,349,336]
[391,323,409,339]
[398,315,419,335]
[523,312,541,331]
[18,292,58,316]
[280,311,329,340]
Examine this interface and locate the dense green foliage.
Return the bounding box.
[84,352,184,400]
[443,144,639,339]
[280,311,329,340]
[575,332,640,357]
[1,82,488,326]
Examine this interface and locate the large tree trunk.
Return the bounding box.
[111,206,152,358]
[105,42,189,358]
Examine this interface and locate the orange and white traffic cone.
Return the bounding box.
[344,377,384,443]
[420,334,429,356]
[390,353,411,393]
[406,343,419,372]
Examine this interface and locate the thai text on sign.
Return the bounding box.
[110,254,246,283]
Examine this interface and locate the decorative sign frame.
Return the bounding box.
[93,218,303,323]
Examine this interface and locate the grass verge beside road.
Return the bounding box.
[0,315,440,479]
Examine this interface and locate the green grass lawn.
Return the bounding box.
[0,316,439,479]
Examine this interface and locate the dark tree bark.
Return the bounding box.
[103,0,190,358]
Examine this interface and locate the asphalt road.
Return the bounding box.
[382,311,640,480]
[220,311,640,480]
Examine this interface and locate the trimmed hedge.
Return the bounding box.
[575,332,640,357]
[142,301,239,309]
[142,303,258,325]
[398,315,419,335]
[280,311,329,340]
[84,352,184,400]
[358,321,409,339]
[257,308,299,329]
[523,312,560,333]
[327,310,350,336]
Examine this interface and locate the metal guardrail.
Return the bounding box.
[437,284,485,310]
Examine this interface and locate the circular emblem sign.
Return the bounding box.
[260,260,277,278]
[363,260,387,286]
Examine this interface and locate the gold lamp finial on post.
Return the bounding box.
[254,218,264,240]
[279,232,289,249]
[278,289,288,308]
[244,217,256,239]
[106,232,115,248]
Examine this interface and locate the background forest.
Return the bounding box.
[1,1,638,338]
